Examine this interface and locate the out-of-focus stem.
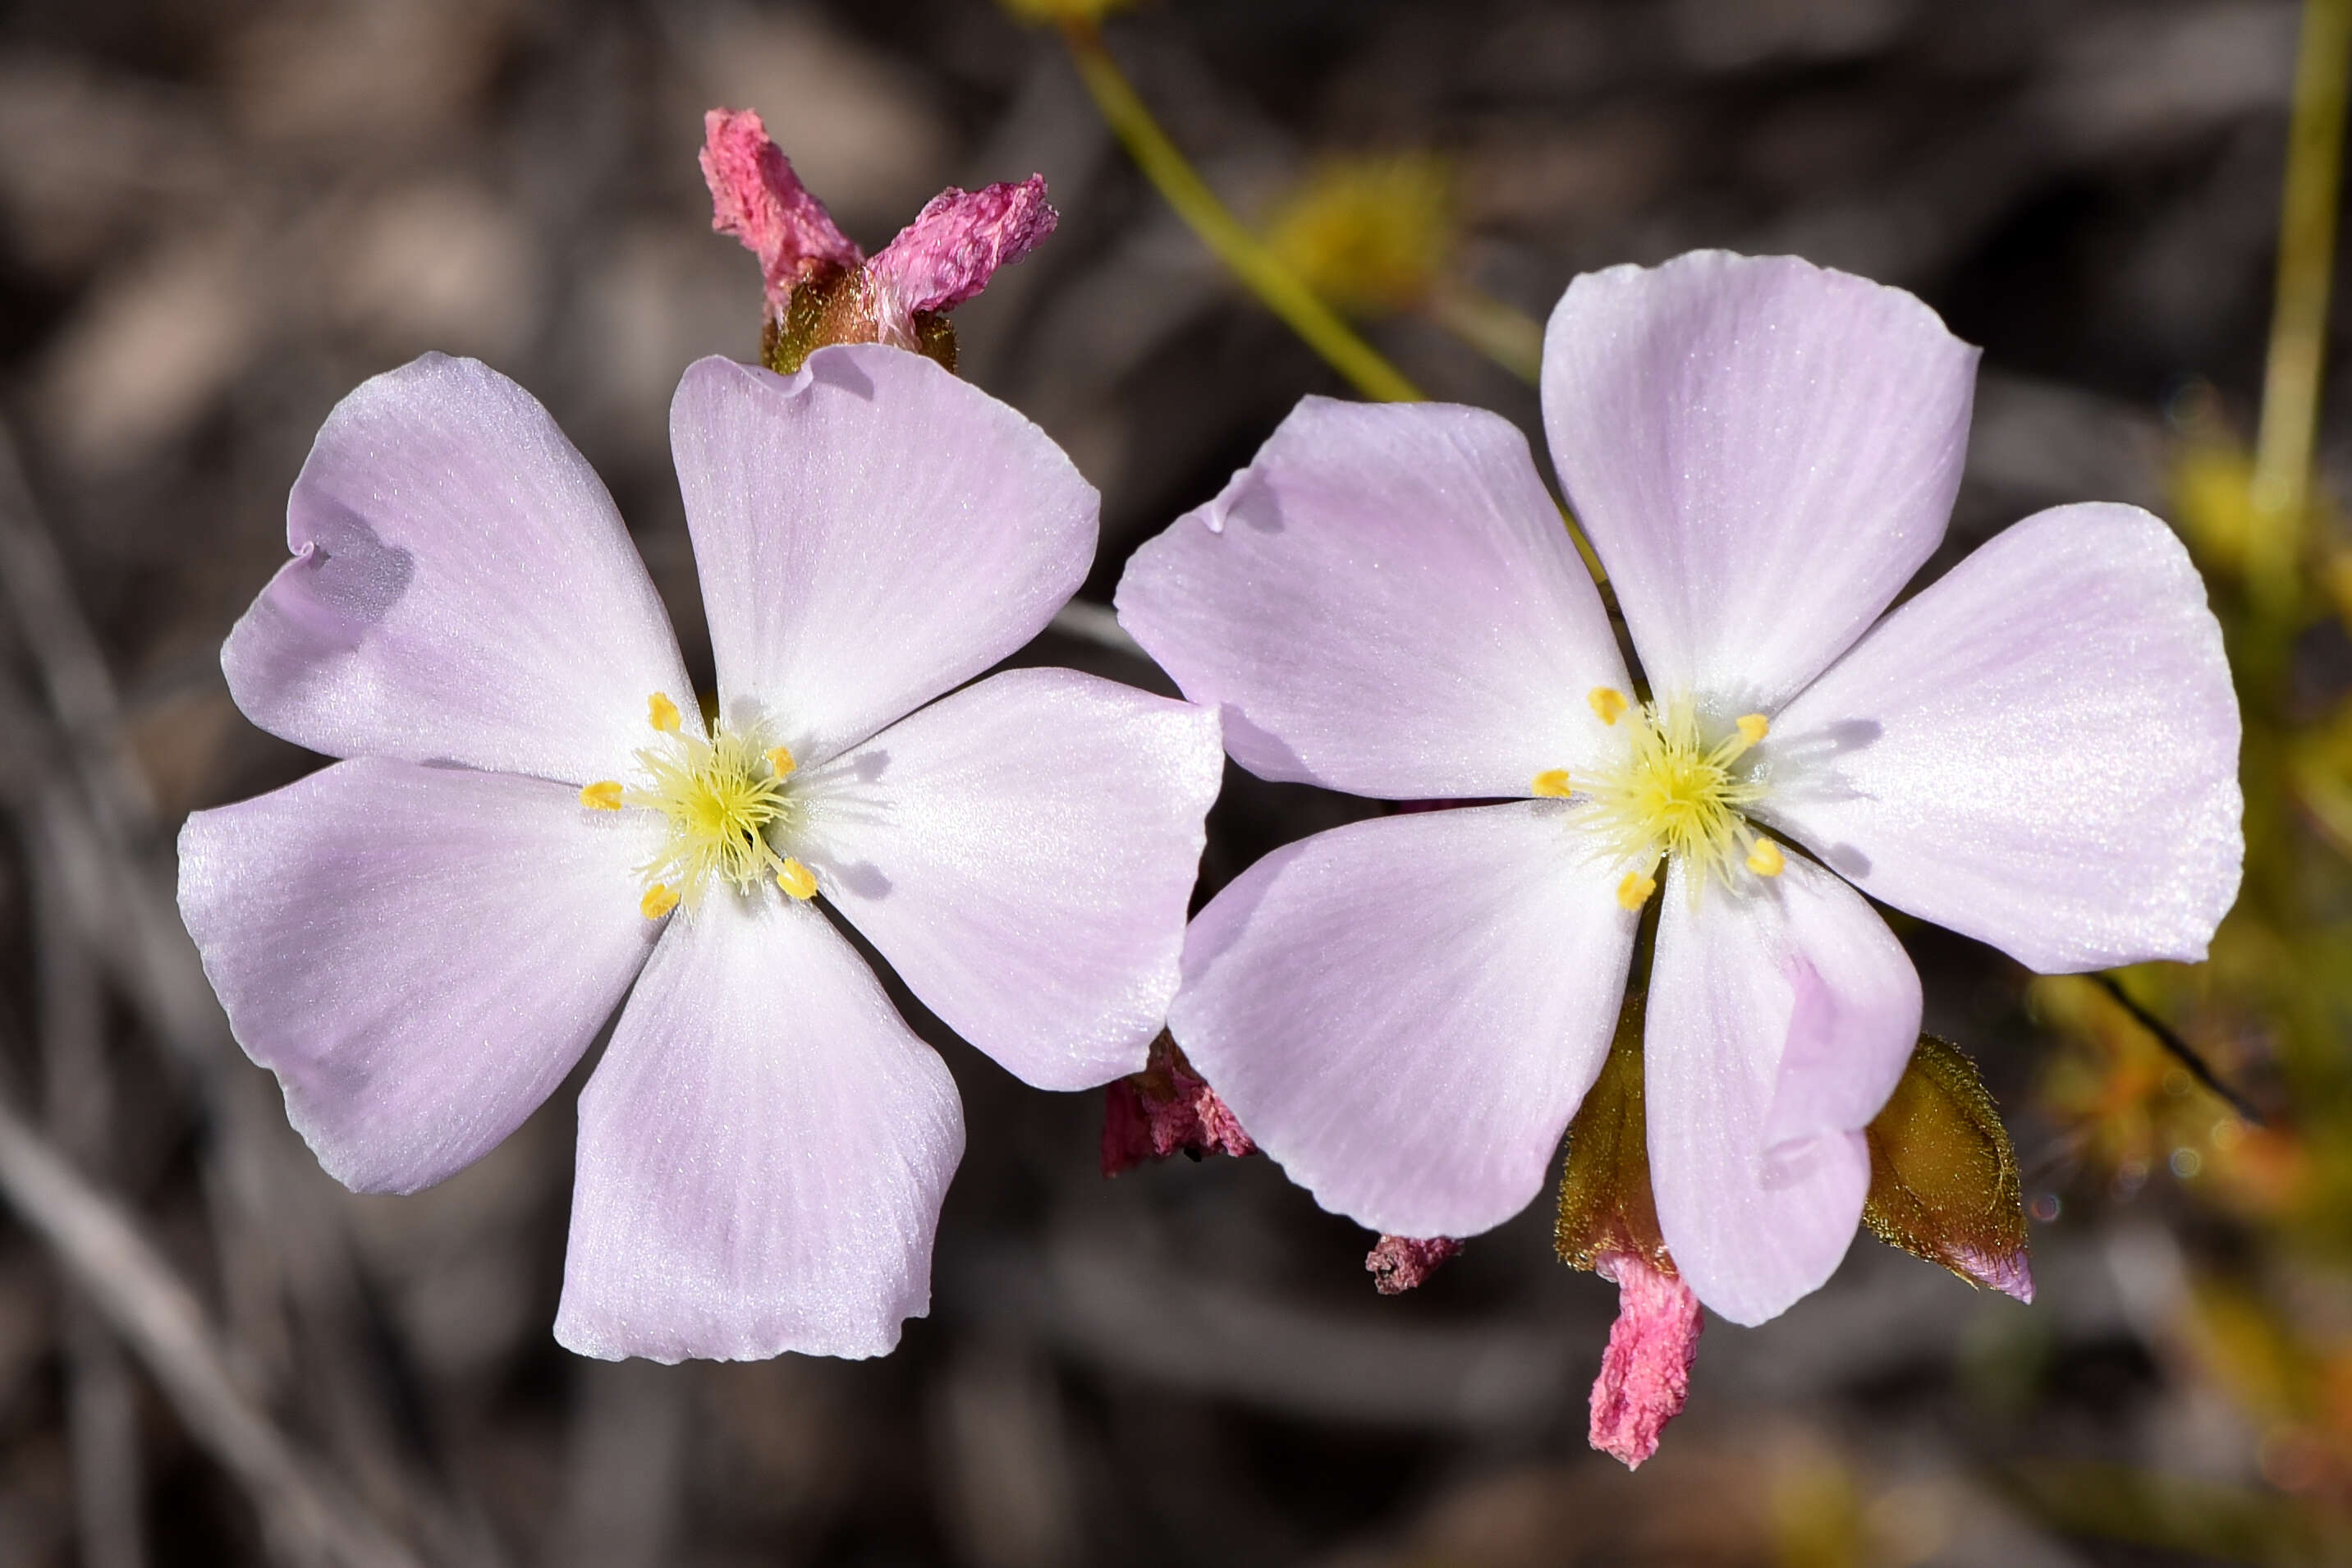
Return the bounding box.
[2249,0,2352,616]
[1427,280,1543,386]
[1059,24,1425,404]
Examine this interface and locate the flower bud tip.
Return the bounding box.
[1951,1244,2035,1304]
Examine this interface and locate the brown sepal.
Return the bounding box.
[760,266,958,376]
[1861,1034,2033,1302]
[1556,989,1673,1276]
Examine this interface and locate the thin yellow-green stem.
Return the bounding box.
[1057,24,1608,582]
[2250,0,2352,615]
[1060,24,1424,403]
[1428,279,1544,385]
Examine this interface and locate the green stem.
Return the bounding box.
[1061,24,1425,404]
[1427,279,1544,385]
[2249,0,2352,617]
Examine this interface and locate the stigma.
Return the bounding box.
[1534,696,1786,906]
[580,694,817,916]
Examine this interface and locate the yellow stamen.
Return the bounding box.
[579,780,623,811]
[640,883,680,919]
[1532,768,1574,798]
[1746,838,1786,877]
[766,745,798,778]
[1589,687,1630,727]
[776,858,818,901]
[648,692,682,733]
[630,725,798,907]
[1577,699,1773,894]
[1735,713,1770,747]
[1616,869,1658,910]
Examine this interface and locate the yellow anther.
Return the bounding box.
[1746,838,1786,878]
[579,780,623,811]
[1736,713,1770,746]
[648,692,682,733]
[1531,768,1574,799]
[776,858,818,901]
[1589,687,1630,727]
[1616,869,1657,910]
[766,745,798,778]
[640,883,680,919]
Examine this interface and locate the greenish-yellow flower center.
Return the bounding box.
[577,693,819,917]
[1533,690,1784,910]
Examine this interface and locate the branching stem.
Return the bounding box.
[1059,22,1424,404]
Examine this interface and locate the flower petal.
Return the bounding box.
[1169,803,1634,1239]
[699,107,863,312]
[866,176,1057,315]
[1758,502,2242,973]
[555,892,963,1362]
[672,347,1097,767]
[1116,397,1630,799]
[1541,251,1978,710]
[1644,855,1922,1326]
[175,759,663,1194]
[222,354,695,782]
[795,667,1222,1090]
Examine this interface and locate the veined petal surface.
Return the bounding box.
[1757,502,2242,973]
[1116,397,1630,799]
[1542,251,1977,713]
[222,354,695,783]
[176,759,663,1194]
[1644,855,1921,1326]
[795,668,1222,1091]
[556,892,963,1362]
[672,346,1097,767]
[1170,803,1636,1239]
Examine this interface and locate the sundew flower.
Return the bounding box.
[1116,250,2240,1333]
[177,342,1222,1359]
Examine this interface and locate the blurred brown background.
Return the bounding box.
[0,0,2336,1564]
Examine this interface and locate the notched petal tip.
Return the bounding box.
[868,175,1059,315]
[1589,1249,1703,1470]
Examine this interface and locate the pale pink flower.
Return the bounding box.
[178,343,1222,1360]
[1116,250,2240,1327]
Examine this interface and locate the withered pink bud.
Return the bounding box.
[702,110,1057,377]
[698,108,860,313]
[1588,1249,1702,1469]
[1365,1234,1460,1295]
[867,177,1059,315]
[1101,1033,1255,1176]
